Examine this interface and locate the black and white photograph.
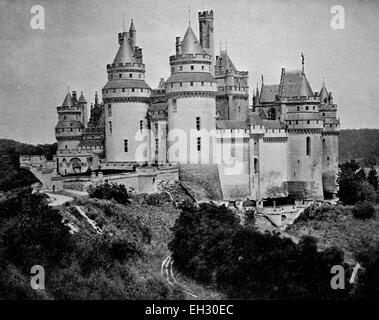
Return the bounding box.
[0,0,378,312]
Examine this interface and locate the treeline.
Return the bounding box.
[0,139,57,192]
[169,202,379,299]
[339,129,379,164]
[0,187,183,299]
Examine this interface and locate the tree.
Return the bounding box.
[367,166,378,191]
[337,160,373,205]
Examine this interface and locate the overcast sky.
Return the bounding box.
[0,0,378,144]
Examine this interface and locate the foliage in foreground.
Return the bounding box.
[352,201,376,220]
[169,203,355,299]
[0,188,183,300]
[337,160,377,205]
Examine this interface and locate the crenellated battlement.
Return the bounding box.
[107,62,145,70]
[198,10,214,19]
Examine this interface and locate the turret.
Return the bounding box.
[198,10,215,75]
[78,91,88,127]
[165,22,217,164]
[129,19,136,49]
[103,25,151,162]
[319,80,328,105]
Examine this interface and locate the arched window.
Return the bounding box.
[306,136,311,156]
[268,108,276,120]
[254,158,258,173]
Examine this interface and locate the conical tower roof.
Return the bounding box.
[62,92,73,107]
[129,19,135,32]
[319,80,328,104]
[78,91,87,103]
[113,35,137,64]
[181,25,206,55]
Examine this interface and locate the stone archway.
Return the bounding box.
[70,158,82,174]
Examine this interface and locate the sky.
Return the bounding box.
[0,0,378,144]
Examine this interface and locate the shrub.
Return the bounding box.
[352,201,375,220]
[143,192,171,206]
[88,183,130,205]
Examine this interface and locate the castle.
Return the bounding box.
[32,9,339,201]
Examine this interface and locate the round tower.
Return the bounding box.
[319,81,339,197]
[282,69,324,200]
[103,22,151,163]
[165,23,218,164]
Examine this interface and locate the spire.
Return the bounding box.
[181,25,206,55]
[95,91,98,105]
[301,52,305,74]
[78,91,87,103]
[129,18,135,32]
[113,35,137,64]
[62,92,73,107]
[319,78,328,104]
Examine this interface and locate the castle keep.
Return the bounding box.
[33,9,339,200]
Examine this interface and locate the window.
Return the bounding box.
[327,156,330,161]
[238,106,241,113]
[180,82,183,87]
[254,158,258,173]
[306,136,311,156]
[110,75,113,80]
[201,81,204,86]
[64,116,67,120]
[119,74,122,78]
[307,120,310,124]
[132,88,135,92]
[197,137,201,151]
[322,113,325,116]
[109,121,112,134]
[289,121,292,125]
[297,106,300,111]
[122,88,125,92]
[202,66,204,70]
[296,120,298,125]
[129,73,132,78]
[108,104,112,117]
[313,106,315,110]
[155,138,159,151]
[196,117,200,130]
[171,83,173,88]
[124,139,128,152]
[140,120,143,131]
[180,66,183,71]
[190,82,194,86]
[171,67,174,72]
[139,74,141,79]
[172,99,177,113]
[191,65,194,70]
[268,108,276,120]
[306,106,309,110]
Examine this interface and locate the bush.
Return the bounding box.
[88,183,130,205]
[143,192,171,206]
[352,201,375,219]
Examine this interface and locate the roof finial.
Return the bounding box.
[188,6,191,25]
[67,86,70,93]
[301,52,305,73]
[261,74,264,85]
[225,41,228,53]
